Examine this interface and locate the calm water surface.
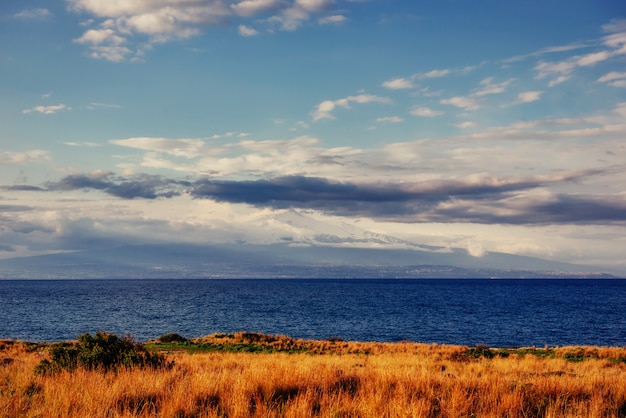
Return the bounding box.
[1,279,625,347]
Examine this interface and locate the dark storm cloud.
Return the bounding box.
[189,175,546,206]
[45,173,185,199]
[5,170,624,225]
[433,195,626,225]
[0,244,15,252]
[51,174,111,191]
[1,185,46,191]
[106,180,159,199]
[524,196,626,224]
[188,174,626,224]
[190,176,414,205]
[0,204,34,212]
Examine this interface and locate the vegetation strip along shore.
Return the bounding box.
[2,332,626,417]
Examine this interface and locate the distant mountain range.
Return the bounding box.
[0,210,620,279]
[0,242,618,280]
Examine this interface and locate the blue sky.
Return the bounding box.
[1,1,626,272]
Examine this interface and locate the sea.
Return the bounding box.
[1,278,625,347]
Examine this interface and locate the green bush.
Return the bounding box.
[35,332,173,375]
[157,333,188,343]
[466,344,496,359]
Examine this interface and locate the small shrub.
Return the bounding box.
[563,349,586,362]
[157,333,188,343]
[35,331,173,375]
[24,382,43,397]
[331,375,360,396]
[213,333,234,339]
[617,399,626,418]
[466,344,496,359]
[116,393,159,415]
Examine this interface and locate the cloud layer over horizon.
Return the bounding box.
[1,2,625,272]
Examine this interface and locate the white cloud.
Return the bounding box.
[67,0,149,17]
[238,24,260,36]
[296,0,332,12]
[422,69,450,78]
[503,41,594,64]
[123,9,208,40]
[576,50,611,67]
[67,0,348,60]
[103,117,626,200]
[267,5,310,31]
[440,96,479,110]
[597,71,626,83]
[597,71,626,88]
[349,94,391,104]
[0,150,51,164]
[110,137,212,159]
[602,19,626,34]
[318,15,346,25]
[313,100,342,121]
[63,1,228,59]
[534,24,626,85]
[376,116,404,123]
[382,69,450,90]
[548,75,570,87]
[454,121,476,129]
[603,30,626,55]
[22,104,69,115]
[74,28,126,45]
[64,142,102,147]
[410,107,443,117]
[613,102,626,118]
[382,77,415,90]
[232,0,282,17]
[514,91,543,104]
[473,77,514,96]
[13,8,52,19]
[110,134,372,179]
[74,27,133,62]
[313,94,392,121]
[291,121,310,131]
[86,45,133,62]
[86,102,122,110]
[56,110,626,186]
[534,60,577,80]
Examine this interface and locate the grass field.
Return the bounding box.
[2,332,626,417]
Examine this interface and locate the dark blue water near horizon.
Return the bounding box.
[1,278,625,347]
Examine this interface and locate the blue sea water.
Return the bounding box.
[1,279,625,347]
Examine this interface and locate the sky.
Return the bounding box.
[1,0,626,273]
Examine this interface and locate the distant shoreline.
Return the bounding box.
[4,331,626,352]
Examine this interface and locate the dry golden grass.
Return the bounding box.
[2,335,626,417]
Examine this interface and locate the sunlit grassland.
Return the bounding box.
[2,332,626,417]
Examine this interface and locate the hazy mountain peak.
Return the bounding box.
[245,209,434,250]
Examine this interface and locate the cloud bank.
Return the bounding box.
[67,0,346,61]
[11,168,623,226]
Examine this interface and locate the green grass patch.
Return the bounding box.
[461,346,607,362]
[498,347,556,359]
[146,339,310,355]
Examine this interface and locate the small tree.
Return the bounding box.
[35,331,173,375]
